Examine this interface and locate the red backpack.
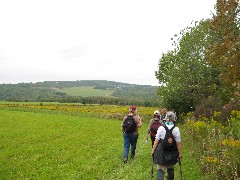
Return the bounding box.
[150,120,161,137]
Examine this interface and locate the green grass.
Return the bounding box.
[0,108,150,179]
[179,126,205,180]
[56,86,115,97]
[0,107,205,179]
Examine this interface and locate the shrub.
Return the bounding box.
[219,100,240,124]
[194,96,223,120]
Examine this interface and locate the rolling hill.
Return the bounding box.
[0,80,162,107]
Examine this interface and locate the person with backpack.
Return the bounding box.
[146,110,164,147]
[151,111,182,180]
[121,105,142,163]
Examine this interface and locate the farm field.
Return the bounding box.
[0,104,205,179]
[56,86,115,97]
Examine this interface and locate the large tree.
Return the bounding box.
[156,0,240,115]
[207,0,240,101]
[155,20,218,113]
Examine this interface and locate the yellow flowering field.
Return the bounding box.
[0,102,159,122]
[183,110,240,179]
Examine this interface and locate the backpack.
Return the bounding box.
[153,125,179,166]
[161,126,178,151]
[123,115,137,133]
[150,120,161,137]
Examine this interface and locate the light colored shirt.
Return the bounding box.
[155,125,181,143]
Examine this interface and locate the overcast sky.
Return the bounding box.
[0,0,216,86]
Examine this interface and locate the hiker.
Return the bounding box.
[146,110,164,147]
[160,108,168,124]
[152,111,182,180]
[121,105,142,163]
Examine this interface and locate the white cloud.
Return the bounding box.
[0,0,216,85]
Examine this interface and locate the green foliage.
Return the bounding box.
[228,110,240,139]
[156,20,217,113]
[194,96,223,120]
[155,0,240,115]
[0,85,65,102]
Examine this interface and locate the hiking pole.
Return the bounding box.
[150,155,154,180]
[179,159,183,180]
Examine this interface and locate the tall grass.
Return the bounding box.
[183,111,240,179]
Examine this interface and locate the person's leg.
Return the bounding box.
[123,133,130,163]
[157,169,164,180]
[150,136,155,147]
[167,167,174,180]
[130,134,139,158]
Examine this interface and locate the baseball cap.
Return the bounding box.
[129,105,136,111]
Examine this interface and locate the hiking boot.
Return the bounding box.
[123,158,128,163]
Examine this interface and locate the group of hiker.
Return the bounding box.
[121,105,182,180]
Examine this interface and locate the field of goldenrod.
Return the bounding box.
[0,102,158,122]
[183,110,240,179]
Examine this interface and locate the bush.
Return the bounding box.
[194,96,223,120]
[219,100,240,124]
[194,97,240,125]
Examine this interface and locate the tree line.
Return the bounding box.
[155,0,240,122]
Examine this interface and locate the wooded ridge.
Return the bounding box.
[0,80,162,107]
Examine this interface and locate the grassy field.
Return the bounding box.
[0,105,206,179]
[56,86,115,97]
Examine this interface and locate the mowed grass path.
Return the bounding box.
[0,108,204,179]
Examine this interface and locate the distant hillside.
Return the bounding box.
[0,80,162,106]
[56,86,115,97]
